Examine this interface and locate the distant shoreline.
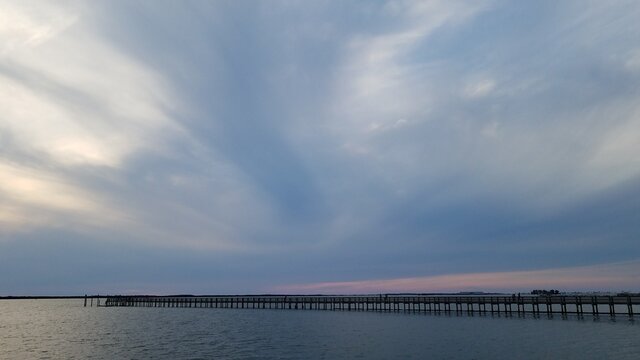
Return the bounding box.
[0,296,89,300]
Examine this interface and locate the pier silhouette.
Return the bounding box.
[87,294,639,317]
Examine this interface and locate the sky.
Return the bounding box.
[1,0,639,295]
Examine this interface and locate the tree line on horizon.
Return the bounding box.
[530,289,560,295]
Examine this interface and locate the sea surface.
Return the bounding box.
[1,299,639,359]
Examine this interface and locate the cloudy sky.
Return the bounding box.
[1,0,639,295]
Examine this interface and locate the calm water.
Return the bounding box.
[1,299,639,359]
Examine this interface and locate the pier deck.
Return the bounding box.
[96,294,638,317]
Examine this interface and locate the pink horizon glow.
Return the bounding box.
[273,260,640,294]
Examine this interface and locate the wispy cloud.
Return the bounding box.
[0,161,122,231]
[0,2,183,168]
[1,1,639,293]
[0,1,195,240]
[276,260,640,294]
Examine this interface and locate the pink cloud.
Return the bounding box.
[274,260,640,294]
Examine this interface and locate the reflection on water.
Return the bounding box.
[0,299,638,359]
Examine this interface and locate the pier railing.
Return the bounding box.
[98,295,638,317]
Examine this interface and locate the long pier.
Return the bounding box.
[99,294,639,317]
